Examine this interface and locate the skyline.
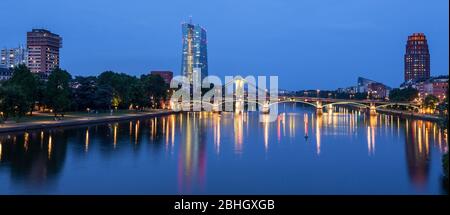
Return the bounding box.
[0,0,448,90]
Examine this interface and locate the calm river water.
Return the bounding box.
[0,104,447,194]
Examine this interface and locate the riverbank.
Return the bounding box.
[0,110,174,133]
[376,108,444,122]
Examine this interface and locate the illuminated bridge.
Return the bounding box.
[170,77,420,115]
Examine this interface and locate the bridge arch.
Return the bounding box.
[375,103,420,111]
[267,100,317,108]
[327,101,370,109]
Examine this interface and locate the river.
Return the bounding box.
[0,104,447,194]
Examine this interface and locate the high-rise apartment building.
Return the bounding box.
[0,45,27,69]
[181,18,208,83]
[27,29,62,77]
[404,33,430,82]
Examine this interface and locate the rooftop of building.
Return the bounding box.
[400,75,449,87]
[28,29,61,37]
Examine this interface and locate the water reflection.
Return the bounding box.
[177,112,207,193]
[0,105,447,194]
[0,130,67,189]
[315,113,322,155]
[405,120,431,189]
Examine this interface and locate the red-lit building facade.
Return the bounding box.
[367,82,390,99]
[404,76,448,101]
[404,33,430,82]
[150,70,173,85]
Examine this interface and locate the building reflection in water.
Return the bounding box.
[288,113,296,138]
[367,115,377,155]
[277,113,286,142]
[213,113,221,154]
[234,113,244,154]
[0,109,447,194]
[405,120,431,190]
[315,113,322,155]
[304,113,309,141]
[177,112,207,194]
[261,114,270,152]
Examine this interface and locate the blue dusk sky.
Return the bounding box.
[0,0,448,90]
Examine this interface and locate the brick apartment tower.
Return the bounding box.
[404,33,430,82]
[27,29,62,78]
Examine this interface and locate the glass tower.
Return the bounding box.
[181,18,208,83]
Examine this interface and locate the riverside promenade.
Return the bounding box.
[0,110,174,133]
[376,109,444,122]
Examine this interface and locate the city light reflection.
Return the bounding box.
[171,115,176,147]
[304,113,309,140]
[234,113,244,153]
[0,108,447,194]
[24,132,29,151]
[40,131,44,148]
[113,123,118,149]
[48,134,52,160]
[315,113,322,155]
[85,128,89,152]
[213,113,221,154]
[261,114,270,151]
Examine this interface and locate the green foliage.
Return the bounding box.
[35,79,47,109]
[389,87,419,102]
[71,71,170,111]
[5,64,39,114]
[0,84,29,121]
[353,92,368,100]
[45,68,72,116]
[423,94,440,109]
[98,71,138,108]
[72,76,98,110]
[141,74,169,108]
[129,80,147,108]
[94,84,113,110]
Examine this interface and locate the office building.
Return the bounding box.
[404,33,430,82]
[181,18,208,83]
[1,45,27,69]
[27,29,62,78]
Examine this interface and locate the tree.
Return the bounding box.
[0,84,29,121]
[94,84,113,110]
[35,79,47,111]
[129,80,147,109]
[98,71,137,109]
[389,87,419,102]
[5,64,38,115]
[141,74,169,108]
[354,92,368,100]
[45,68,72,118]
[423,94,439,110]
[72,76,98,111]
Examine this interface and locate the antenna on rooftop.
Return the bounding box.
[189,15,193,24]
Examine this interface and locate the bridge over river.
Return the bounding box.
[170,77,420,115]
